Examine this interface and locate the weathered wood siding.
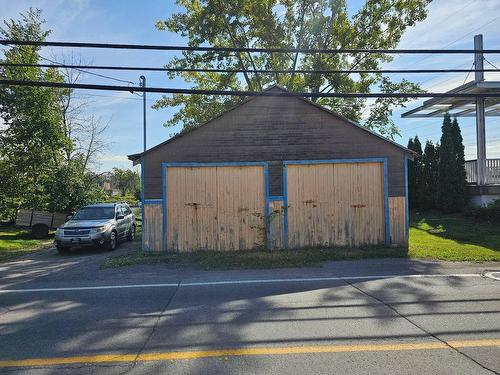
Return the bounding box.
[286,162,385,248]
[166,165,265,252]
[389,196,407,246]
[143,203,163,252]
[142,88,406,199]
[268,200,285,250]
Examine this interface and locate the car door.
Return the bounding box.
[115,205,128,240]
[123,205,133,235]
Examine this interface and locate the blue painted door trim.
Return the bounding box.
[282,164,289,249]
[162,163,167,252]
[161,161,270,252]
[404,153,409,238]
[282,158,391,247]
[141,160,145,251]
[143,199,163,204]
[164,161,269,167]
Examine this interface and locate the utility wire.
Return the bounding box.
[72,93,378,108]
[484,57,500,71]
[74,92,158,102]
[1,40,500,54]
[2,62,500,75]
[37,55,135,85]
[462,61,475,85]
[2,79,500,98]
[441,14,500,50]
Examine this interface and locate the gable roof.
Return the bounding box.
[128,85,411,163]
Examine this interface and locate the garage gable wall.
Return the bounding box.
[142,91,406,199]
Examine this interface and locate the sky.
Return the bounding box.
[1,0,500,171]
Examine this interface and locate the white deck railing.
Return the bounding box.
[465,159,500,184]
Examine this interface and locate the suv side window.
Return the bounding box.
[124,206,132,215]
[115,205,123,218]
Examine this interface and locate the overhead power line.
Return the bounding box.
[484,57,500,71]
[37,56,135,85]
[2,79,500,98]
[2,62,500,75]
[2,40,500,54]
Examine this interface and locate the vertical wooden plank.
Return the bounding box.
[216,166,265,251]
[269,200,284,249]
[166,166,218,252]
[389,196,407,246]
[165,165,265,252]
[143,203,163,252]
[286,162,385,248]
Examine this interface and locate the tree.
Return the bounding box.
[110,168,141,196]
[56,53,109,169]
[450,117,467,206]
[0,8,68,212]
[44,158,107,213]
[437,114,466,212]
[0,9,110,218]
[420,140,439,210]
[154,0,430,139]
[407,135,423,209]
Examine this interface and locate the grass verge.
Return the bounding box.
[0,227,53,262]
[103,246,406,269]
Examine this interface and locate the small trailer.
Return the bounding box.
[15,209,68,239]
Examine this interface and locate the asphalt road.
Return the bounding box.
[0,246,499,374]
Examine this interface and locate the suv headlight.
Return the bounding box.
[91,224,111,233]
[55,228,64,236]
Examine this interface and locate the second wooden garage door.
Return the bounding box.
[286,162,386,248]
[166,165,266,252]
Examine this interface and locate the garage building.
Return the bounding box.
[128,85,410,252]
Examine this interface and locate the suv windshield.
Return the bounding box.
[72,207,115,220]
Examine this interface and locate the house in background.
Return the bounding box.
[97,172,120,196]
[129,85,411,252]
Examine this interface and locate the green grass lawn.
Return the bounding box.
[0,227,54,262]
[103,212,500,269]
[408,212,500,261]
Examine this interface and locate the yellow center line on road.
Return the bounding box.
[1,339,499,368]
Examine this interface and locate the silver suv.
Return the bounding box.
[54,203,136,254]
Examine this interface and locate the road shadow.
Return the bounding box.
[1,257,499,374]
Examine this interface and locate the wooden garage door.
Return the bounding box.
[166,165,266,252]
[286,162,386,248]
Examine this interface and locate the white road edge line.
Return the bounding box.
[0,273,482,293]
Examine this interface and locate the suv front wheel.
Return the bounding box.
[106,231,117,251]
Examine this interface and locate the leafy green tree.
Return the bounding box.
[407,135,422,208]
[0,8,69,213]
[44,158,107,213]
[0,9,109,218]
[111,168,141,196]
[155,0,430,139]
[437,114,466,212]
[420,140,439,210]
